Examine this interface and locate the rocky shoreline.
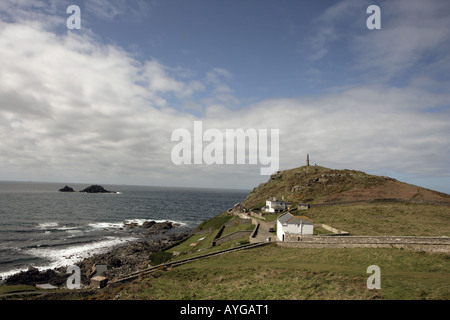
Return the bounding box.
[2,221,191,288]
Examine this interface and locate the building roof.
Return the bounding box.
[287,215,313,225]
[278,212,313,225]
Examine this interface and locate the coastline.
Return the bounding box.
[1,222,192,288]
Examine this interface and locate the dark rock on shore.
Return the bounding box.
[59,185,75,192]
[80,185,115,193]
[3,231,191,287]
[142,220,173,230]
[141,220,156,228]
[77,232,191,282]
[123,220,177,232]
[5,266,68,286]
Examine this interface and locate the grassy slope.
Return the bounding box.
[304,202,450,236]
[111,245,449,300]
[242,165,450,209]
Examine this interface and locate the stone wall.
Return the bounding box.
[211,225,226,246]
[277,236,450,253]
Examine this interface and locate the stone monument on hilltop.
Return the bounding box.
[306,154,310,166]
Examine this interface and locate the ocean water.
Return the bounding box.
[0,181,248,278]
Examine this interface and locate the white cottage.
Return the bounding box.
[262,197,289,213]
[277,212,313,241]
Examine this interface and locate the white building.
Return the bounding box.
[262,197,289,213]
[277,212,313,241]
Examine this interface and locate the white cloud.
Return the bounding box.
[142,60,204,99]
[353,0,450,83]
[0,2,449,191]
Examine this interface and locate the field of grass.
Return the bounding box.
[166,232,218,254]
[221,223,255,237]
[305,203,450,236]
[195,214,235,232]
[0,285,38,295]
[110,245,449,300]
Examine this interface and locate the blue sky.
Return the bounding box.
[86,1,368,100]
[0,0,449,193]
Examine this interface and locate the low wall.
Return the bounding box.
[251,223,260,238]
[211,225,225,246]
[277,236,450,253]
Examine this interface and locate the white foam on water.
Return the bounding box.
[0,237,128,279]
[56,226,78,231]
[38,222,80,235]
[1,218,189,279]
[38,222,59,229]
[20,236,137,272]
[88,222,125,230]
[88,219,188,230]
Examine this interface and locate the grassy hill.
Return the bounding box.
[95,245,450,300]
[242,165,450,209]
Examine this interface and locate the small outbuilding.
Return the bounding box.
[298,203,310,210]
[262,197,289,213]
[277,212,313,241]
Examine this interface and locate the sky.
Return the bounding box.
[0,0,449,193]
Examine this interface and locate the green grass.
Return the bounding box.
[167,214,254,257]
[221,223,255,237]
[306,203,450,236]
[149,251,173,265]
[115,245,450,300]
[313,226,332,235]
[0,285,38,295]
[261,214,279,222]
[195,213,235,232]
[166,232,217,254]
[166,236,252,263]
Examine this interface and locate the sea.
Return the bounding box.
[0,181,249,279]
